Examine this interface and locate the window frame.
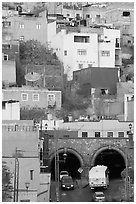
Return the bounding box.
[78,64,83,69]
[77,49,87,55]
[3,54,8,61]
[21,93,28,101]
[64,50,67,55]
[82,132,88,138]
[30,170,34,180]
[47,94,56,107]
[107,132,113,138]
[95,132,101,138]
[101,51,110,56]
[32,93,39,102]
[36,23,41,30]
[19,23,25,29]
[118,132,124,138]
[20,36,24,41]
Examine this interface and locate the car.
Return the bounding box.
[61,176,74,190]
[93,192,105,202]
[60,171,69,180]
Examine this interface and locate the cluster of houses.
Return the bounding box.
[2,2,134,202]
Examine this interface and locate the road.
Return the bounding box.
[50,178,127,202]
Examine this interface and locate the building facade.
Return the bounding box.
[2,100,20,120]
[2,86,62,110]
[2,10,48,45]
[51,30,117,80]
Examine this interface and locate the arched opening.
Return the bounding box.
[92,148,126,179]
[50,148,83,180]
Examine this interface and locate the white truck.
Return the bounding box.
[89,165,109,189]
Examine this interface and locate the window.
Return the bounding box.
[20,200,30,202]
[2,44,11,49]
[86,14,90,18]
[88,64,92,67]
[63,135,69,138]
[77,49,87,55]
[64,50,67,55]
[107,132,113,138]
[30,170,34,180]
[21,93,28,101]
[123,11,130,17]
[101,51,110,56]
[2,102,6,110]
[67,14,70,17]
[20,36,24,41]
[19,23,24,29]
[2,21,11,28]
[78,64,83,69]
[101,89,108,95]
[36,23,41,29]
[47,94,56,107]
[95,132,100,137]
[3,54,8,61]
[74,36,90,43]
[115,38,120,47]
[118,132,124,138]
[82,132,88,138]
[33,94,39,101]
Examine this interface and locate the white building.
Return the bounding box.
[2,100,20,120]
[50,29,118,80]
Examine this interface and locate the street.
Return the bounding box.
[50,178,126,202]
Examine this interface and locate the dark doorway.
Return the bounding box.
[50,152,81,180]
[94,149,125,179]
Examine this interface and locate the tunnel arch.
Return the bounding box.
[49,147,84,179]
[90,146,126,179]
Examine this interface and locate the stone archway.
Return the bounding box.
[49,147,84,179]
[49,147,84,167]
[90,146,126,167]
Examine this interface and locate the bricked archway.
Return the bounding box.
[90,146,126,167]
[49,147,84,167]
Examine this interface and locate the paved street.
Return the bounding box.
[50,178,125,202]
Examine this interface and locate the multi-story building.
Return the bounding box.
[2,10,48,45]
[2,122,51,202]
[2,100,20,120]
[51,29,119,80]
[2,16,19,86]
[105,2,134,46]
[2,86,62,110]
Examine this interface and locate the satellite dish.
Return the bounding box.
[25,72,41,82]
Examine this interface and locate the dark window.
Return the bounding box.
[2,102,6,110]
[49,135,54,138]
[82,132,88,138]
[74,36,90,43]
[123,11,130,17]
[107,132,113,138]
[86,14,90,18]
[30,170,34,180]
[78,64,83,69]
[64,50,67,55]
[4,55,8,61]
[95,132,100,137]
[118,132,124,138]
[63,135,69,138]
[20,200,30,202]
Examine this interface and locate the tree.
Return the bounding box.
[18,40,63,89]
[2,161,13,202]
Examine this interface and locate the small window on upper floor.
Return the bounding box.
[95,132,100,138]
[36,23,41,29]
[78,64,83,69]
[82,132,88,138]
[101,51,110,56]
[3,54,8,61]
[19,23,25,29]
[64,50,67,55]
[30,170,34,180]
[123,11,130,17]
[21,93,28,101]
[74,36,90,43]
[118,132,124,138]
[86,14,90,18]
[20,36,24,41]
[33,94,39,101]
[107,132,113,138]
[2,102,6,110]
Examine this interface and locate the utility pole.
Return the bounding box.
[13,147,19,202]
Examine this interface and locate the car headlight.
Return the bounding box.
[71,185,74,187]
[62,185,65,187]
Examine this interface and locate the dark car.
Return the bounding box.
[61,176,74,190]
[93,192,105,202]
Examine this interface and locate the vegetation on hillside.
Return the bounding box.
[2,161,13,202]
